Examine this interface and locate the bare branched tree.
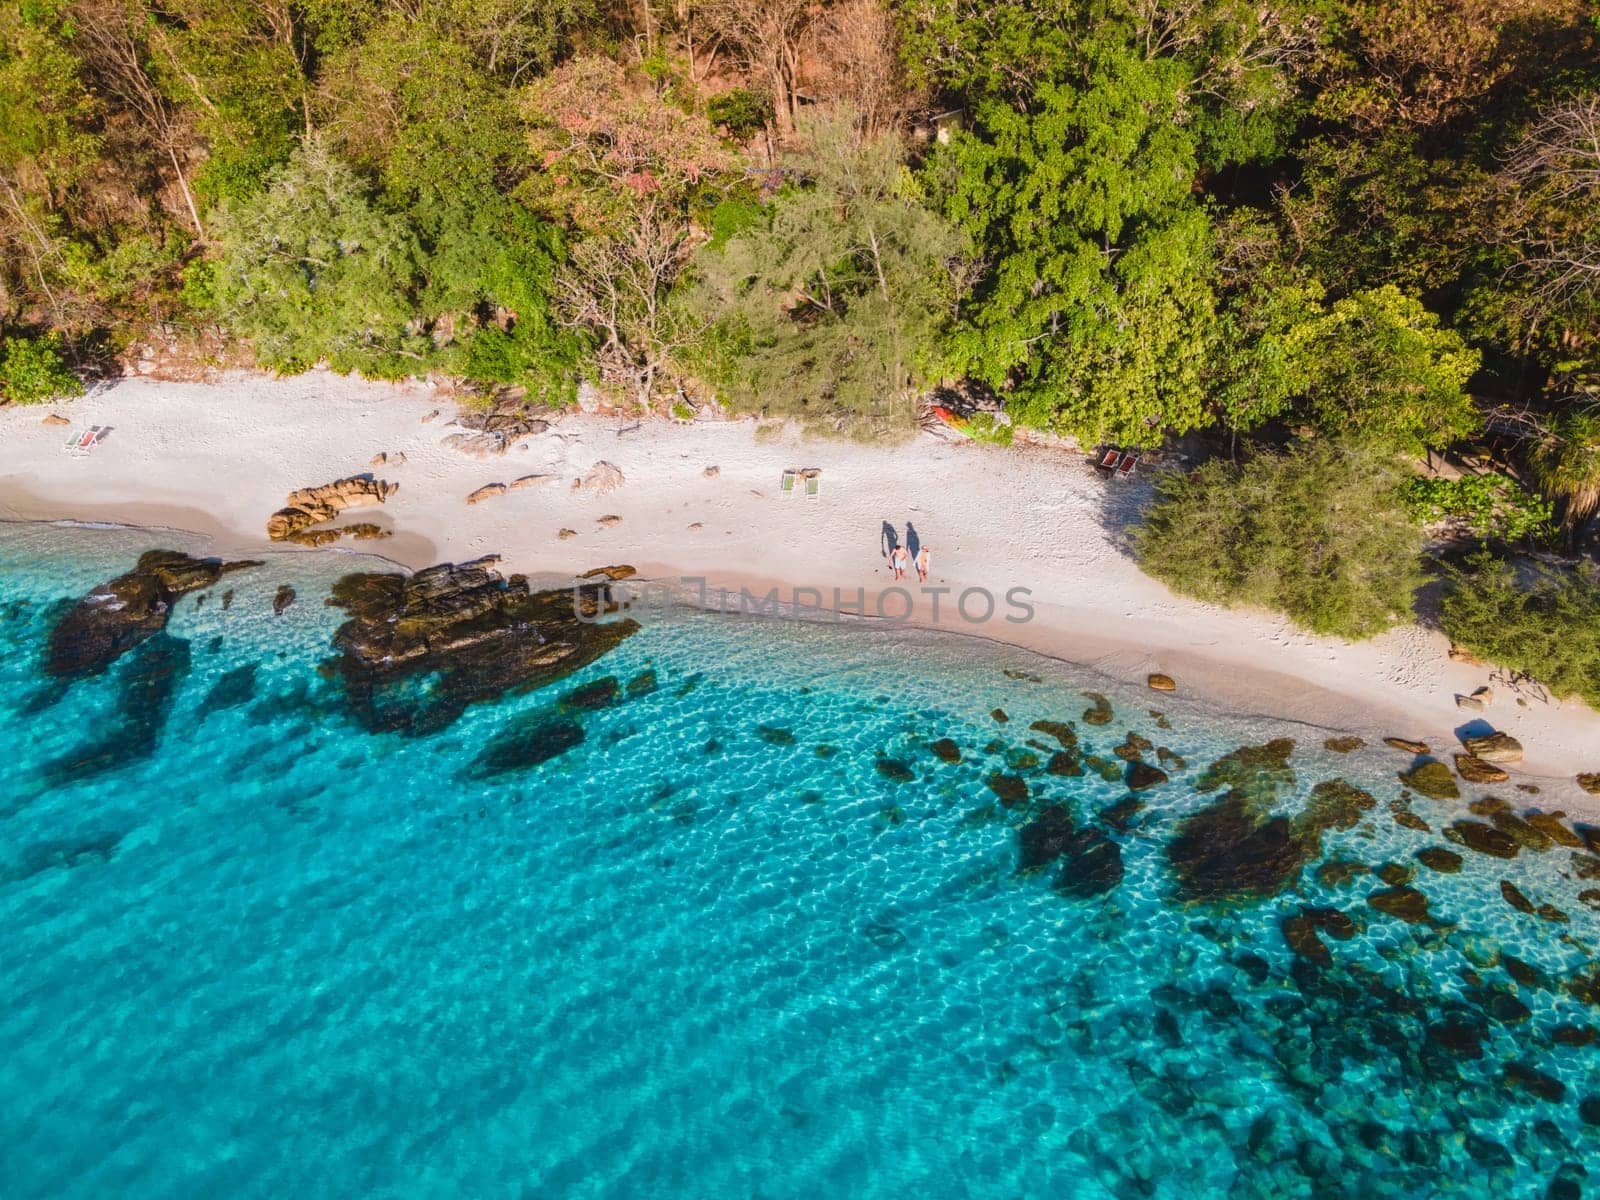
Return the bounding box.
[70,0,205,238]
[810,0,919,141]
[1501,95,1600,309]
[553,199,704,405]
[702,0,813,136]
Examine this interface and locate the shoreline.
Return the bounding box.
[3,370,1597,799]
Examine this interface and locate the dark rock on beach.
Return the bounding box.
[46,550,259,679]
[322,557,638,736]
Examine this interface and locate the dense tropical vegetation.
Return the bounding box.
[2,0,1598,689]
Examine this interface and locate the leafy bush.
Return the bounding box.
[683,111,970,441]
[963,412,1013,446]
[0,333,81,405]
[1439,553,1600,707]
[210,140,424,375]
[1402,473,1555,543]
[707,89,772,138]
[1133,438,1424,640]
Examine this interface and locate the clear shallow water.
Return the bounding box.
[1,524,1598,1199]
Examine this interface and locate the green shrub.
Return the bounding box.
[1133,438,1424,640]
[706,89,772,138]
[964,412,1013,446]
[0,333,82,405]
[1438,553,1600,706]
[1402,473,1555,544]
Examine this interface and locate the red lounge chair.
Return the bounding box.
[1116,450,1141,478]
[1095,447,1121,472]
[64,426,103,456]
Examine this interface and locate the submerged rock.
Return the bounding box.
[1416,847,1463,874]
[1445,821,1519,860]
[1028,719,1076,748]
[1500,880,1535,914]
[1167,792,1308,904]
[560,676,621,711]
[1302,779,1376,833]
[1019,806,1076,872]
[1282,915,1331,966]
[1503,1061,1565,1104]
[876,758,915,784]
[1367,886,1433,924]
[1324,736,1365,753]
[1126,762,1168,791]
[471,714,585,776]
[1080,692,1113,725]
[987,772,1029,807]
[1524,812,1582,848]
[43,632,191,784]
[322,557,638,735]
[45,550,259,679]
[1046,751,1083,777]
[928,737,962,764]
[1053,827,1124,899]
[1399,761,1459,801]
[203,663,259,712]
[273,585,296,615]
[1195,738,1296,804]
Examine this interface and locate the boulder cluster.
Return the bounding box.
[322,556,640,734]
[45,550,259,679]
[267,476,398,543]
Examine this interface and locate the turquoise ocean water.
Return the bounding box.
[1,522,1598,1199]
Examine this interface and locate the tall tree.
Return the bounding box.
[686,109,974,438]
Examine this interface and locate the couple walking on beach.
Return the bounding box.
[881,521,931,583]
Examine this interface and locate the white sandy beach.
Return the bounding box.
[3,370,1597,797]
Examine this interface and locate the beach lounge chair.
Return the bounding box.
[63,426,103,456]
[1116,449,1141,479]
[780,469,798,495]
[1095,446,1121,472]
[804,471,820,500]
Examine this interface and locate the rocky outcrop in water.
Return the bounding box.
[322,556,639,735]
[45,550,259,679]
[267,476,397,541]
